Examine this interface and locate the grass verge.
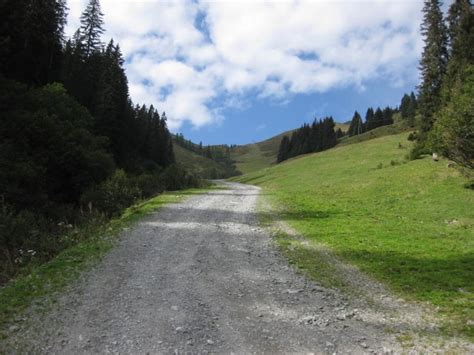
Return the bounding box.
[0,187,212,338]
[233,132,474,341]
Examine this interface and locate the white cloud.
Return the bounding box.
[66,0,423,130]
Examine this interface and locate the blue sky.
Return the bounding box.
[66,0,426,145]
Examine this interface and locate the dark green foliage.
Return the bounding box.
[277,117,337,163]
[373,107,384,128]
[447,0,472,51]
[399,92,417,127]
[407,131,418,141]
[161,164,202,191]
[0,0,196,283]
[79,0,105,57]
[415,1,474,169]
[277,136,291,163]
[0,79,115,210]
[418,0,449,133]
[365,107,376,131]
[429,65,474,168]
[464,179,474,189]
[80,170,140,217]
[0,0,67,85]
[348,111,364,136]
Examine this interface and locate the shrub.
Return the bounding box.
[81,170,140,217]
[464,180,474,190]
[407,131,418,141]
[408,141,431,160]
[135,173,165,199]
[161,164,202,191]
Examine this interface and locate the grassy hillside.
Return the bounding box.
[232,132,474,339]
[230,123,350,174]
[173,143,229,178]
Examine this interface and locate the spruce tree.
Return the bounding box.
[277,136,291,163]
[447,0,472,52]
[365,107,376,131]
[400,94,411,119]
[418,0,448,134]
[348,111,363,136]
[80,0,105,57]
[382,107,394,126]
[374,107,384,128]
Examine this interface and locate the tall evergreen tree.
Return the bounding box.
[447,0,473,52]
[443,1,474,95]
[348,111,364,136]
[79,0,105,57]
[365,107,376,131]
[400,94,411,119]
[373,107,384,128]
[382,107,394,126]
[407,92,418,127]
[418,0,449,134]
[277,136,291,163]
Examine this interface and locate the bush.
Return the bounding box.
[161,164,202,191]
[464,180,474,190]
[135,172,165,199]
[408,141,431,160]
[81,170,140,217]
[407,131,418,141]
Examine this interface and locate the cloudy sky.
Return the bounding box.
[66,0,426,145]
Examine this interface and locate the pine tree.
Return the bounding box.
[80,0,105,57]
[365,107,376,131]
[400,94,411,119]
[277,136,291,163]
[348,111,363,136]
[382,107,394,126]
[418,0,449,134]
[373,107,384,128]
[447,0,472,52]
[407,92,418,126]
[443,1,474,95]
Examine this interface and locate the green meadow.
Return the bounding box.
[232,132,474,339]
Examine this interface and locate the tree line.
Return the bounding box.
[0,0,201,282]
[277,117,338,163]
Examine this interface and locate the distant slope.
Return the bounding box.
[230,123,350,174]
[173,143,229,178]
[232,133,473,340]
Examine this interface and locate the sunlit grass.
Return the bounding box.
[233,132,474,340]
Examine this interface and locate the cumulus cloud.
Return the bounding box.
[66,0,423,130]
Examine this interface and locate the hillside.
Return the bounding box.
[173,142,231,178]
[232,132,474,340]
[230,123,350,174]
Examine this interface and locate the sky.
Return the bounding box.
[66,0,427,145]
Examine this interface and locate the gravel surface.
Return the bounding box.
[3,182,406,353]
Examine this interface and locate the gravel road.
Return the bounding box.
[5,182,403,353]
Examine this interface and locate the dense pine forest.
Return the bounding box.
[277,0,473,167]
[0,0,202,282]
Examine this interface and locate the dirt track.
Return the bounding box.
[4,182,404,353]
